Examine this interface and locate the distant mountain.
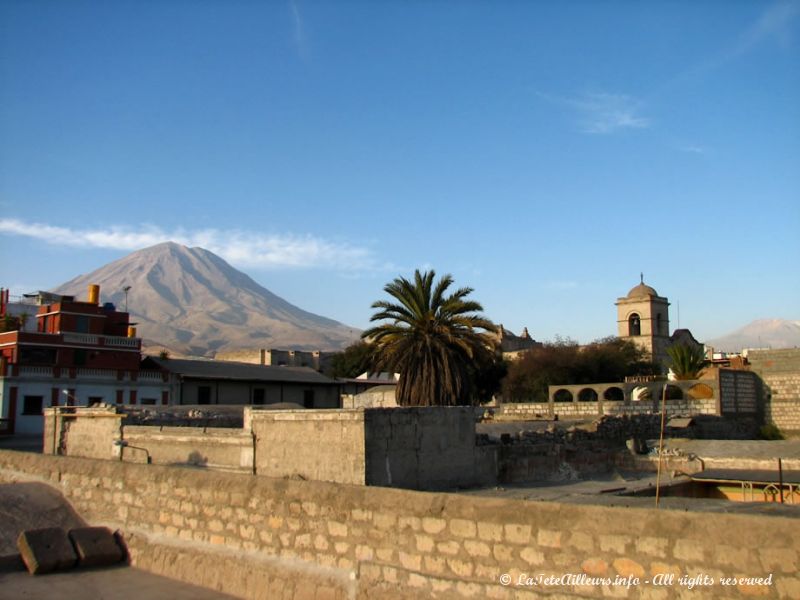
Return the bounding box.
[53,242,360,356]
[706,318,800,352]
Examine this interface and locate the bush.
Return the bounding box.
[758,424,784,440]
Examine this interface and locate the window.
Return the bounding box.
[88,396,104,406]
[73,349,87,366]
[141,398,157,405]
[75,315,89,333]
[628,313,641,336]
[22,396,43,416]
[656,313,663,335]
[253,389,265,405]
[303,390,315,408]
[198,386,211,405]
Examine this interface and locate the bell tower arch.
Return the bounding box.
[615,275,670,367]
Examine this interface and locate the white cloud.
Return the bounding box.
[567,92,650,134]
[289,0,310,60]
[0,218,378,271]
[739,0,800,52]
[538,91,650,134]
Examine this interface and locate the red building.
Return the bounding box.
[0,285,141,371]
[0,285,168,435]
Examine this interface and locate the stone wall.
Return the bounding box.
[250,409,367,485]
[363,408,494,490]
[748,349,800,432]
[497,398,718,421]
[249,407,490,490]
[45,406,492,490]
[123,425,253,472]
[42,407,124,459]
[0,450,797,599]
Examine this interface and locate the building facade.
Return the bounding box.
[0,284,170,434]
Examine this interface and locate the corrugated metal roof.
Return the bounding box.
[148,357,337,385]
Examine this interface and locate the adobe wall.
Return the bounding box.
[748,349,800,432]
[0,450,797,599]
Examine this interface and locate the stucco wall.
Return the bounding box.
[0,451,797,599]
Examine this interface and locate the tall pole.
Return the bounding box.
[655,383,668,507]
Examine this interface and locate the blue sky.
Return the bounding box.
[1,1,798,343]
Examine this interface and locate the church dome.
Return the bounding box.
[627,282,658,298]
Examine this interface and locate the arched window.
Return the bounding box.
[656,313,662,335]
[629,313,641,336]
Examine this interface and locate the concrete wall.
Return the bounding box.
[0,450,797,599]
[748,349,800,432]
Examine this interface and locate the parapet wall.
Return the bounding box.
[44,406,489,490]
[0,450,797,599]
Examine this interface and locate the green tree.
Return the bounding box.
[362,270,498,406]
[501,337,659,402]
[325,341,374,379]
[666,343,706,380]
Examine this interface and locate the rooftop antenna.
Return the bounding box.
[122,286,132,313]
[640,272,644,284]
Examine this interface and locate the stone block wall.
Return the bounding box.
[43,407,124,459]
[0,450,797,599]
[249,407,490,490]
[250,409,367,485]
[363,407,493,490]
[748,349,800,432]
[498,397,718,421]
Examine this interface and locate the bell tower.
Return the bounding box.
[615,275,670,367]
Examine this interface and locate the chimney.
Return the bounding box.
[88,284,100,305]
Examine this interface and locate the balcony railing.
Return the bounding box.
[138,371,165,381]
[63,333,99,345]
[18,366,53,377]
[104,336,139,348]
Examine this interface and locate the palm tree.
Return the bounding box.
[362,270,498,406]
[666,343,706,380]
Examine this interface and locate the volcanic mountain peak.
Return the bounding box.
[53,242,360,356]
